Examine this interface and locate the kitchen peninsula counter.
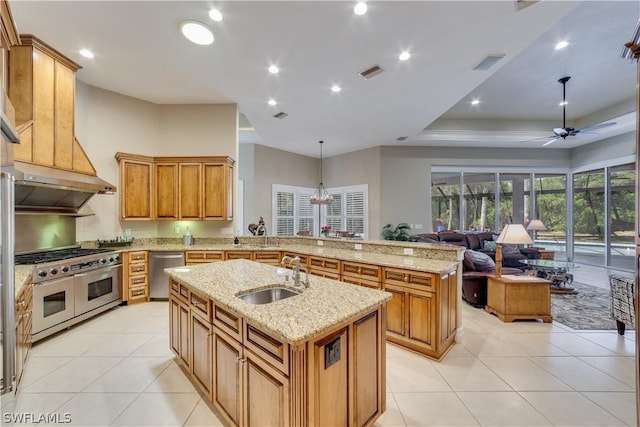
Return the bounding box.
[15,265,34,296]
[116,238,461,275]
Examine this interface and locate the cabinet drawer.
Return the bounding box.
[185,251,224,264]
[309,256,340,271]
[225,251,252,260]
[213,304,243,342]
[244,322,289,375]
[128,262,148,275]
[128,285,149,303]
[128,275,148,288]
[190,291,212,322]
[170,280,190,304]
[341,276,380,290]
[341,261,381,281]
[253,251,281,265]
[383,267,435,291]
[310,269,341,280]
[129,251,148,262]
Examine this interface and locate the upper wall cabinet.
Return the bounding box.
[8,35,97,175]
[116,153,234,222]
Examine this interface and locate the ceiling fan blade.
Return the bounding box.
[579,122,617,133]
[520,135,556,143]
[542,137,559,147]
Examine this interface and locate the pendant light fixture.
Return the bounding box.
[310,140,333,205]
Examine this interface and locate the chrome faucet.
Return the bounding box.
[280,256,309,288]
[256,224,268,246]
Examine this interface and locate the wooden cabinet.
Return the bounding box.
[170,280,190,369]
[115,153,153,221]
[252,251,282,266]
[154,162,178,220]
[225,251,252,261]
[341,261,381,289]
[185,250,224,265]
[116,153,235,221]
[9,35,96,175]
[179,163,202,219]
[123,251,149,304]
[15,282,33,388]
[382,267,456,360]
[213,316,291,427]
[309,256,341,279]
[190,290,213,398]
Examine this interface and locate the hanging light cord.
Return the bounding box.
[319,140,324,184]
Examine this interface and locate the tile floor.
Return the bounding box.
[1,265,637,426]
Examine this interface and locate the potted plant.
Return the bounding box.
[381,223,411,241]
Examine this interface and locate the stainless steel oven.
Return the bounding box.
[33,276,75,336]
[74,264,121,315]
[17,248,122,341]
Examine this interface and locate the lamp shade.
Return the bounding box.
[526,219,546,231]
[496,224,533,245]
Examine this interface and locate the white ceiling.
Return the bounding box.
[8,1,639,157]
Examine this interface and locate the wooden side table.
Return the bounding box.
[537,250,555,260]
[486,275,552,323]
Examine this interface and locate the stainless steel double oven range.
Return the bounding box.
[16,247,122,342]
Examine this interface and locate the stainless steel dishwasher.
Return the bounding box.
[149,252,185,300]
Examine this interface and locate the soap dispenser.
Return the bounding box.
[183,227,193,245]
[234,235,240,245]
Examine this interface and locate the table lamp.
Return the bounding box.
[495,224,533,277]
[526,219,546,242]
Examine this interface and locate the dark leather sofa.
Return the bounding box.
[409,230,541,307]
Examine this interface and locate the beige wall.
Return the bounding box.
[74,82,238,242]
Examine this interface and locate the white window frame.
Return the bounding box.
[272,184,369,239]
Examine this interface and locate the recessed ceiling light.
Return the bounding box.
[554,40,569,50]
[331,85,342,93]
[180,21,214,46]
[268,65,279,74]
[208,8,223,22]
[354,2,367,15]
[268,99,277,106]
[79,49,94,59]
[471,99,480,106]
[399,51,411,61]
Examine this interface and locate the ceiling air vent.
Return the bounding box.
[273,112,288,119]
[396,136,408,141]
[359,64,384,79]
[473,54,505,71]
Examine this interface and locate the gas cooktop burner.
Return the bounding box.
[15,248,114,265]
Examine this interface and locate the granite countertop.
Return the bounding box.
[165,259,392,346]
[122,243,459,275]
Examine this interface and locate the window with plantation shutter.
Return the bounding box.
[272,184,368,238]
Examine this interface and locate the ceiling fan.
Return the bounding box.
[540,76,616,147]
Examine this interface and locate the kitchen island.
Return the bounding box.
[166,259,391,427]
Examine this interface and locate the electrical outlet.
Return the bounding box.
[173,226,180,235]
[354,243,362,250]
[403,248,414,255]
[317,240,324,246]
[324,337,341,369]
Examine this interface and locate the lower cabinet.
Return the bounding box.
[213,327,290,427]
[383,267,457,360]
[15,282,33,388]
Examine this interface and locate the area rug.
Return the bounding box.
[551,281,616,330]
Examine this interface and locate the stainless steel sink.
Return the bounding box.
[237,287,301,304]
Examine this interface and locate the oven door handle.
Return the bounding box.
[74,264,122,279]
